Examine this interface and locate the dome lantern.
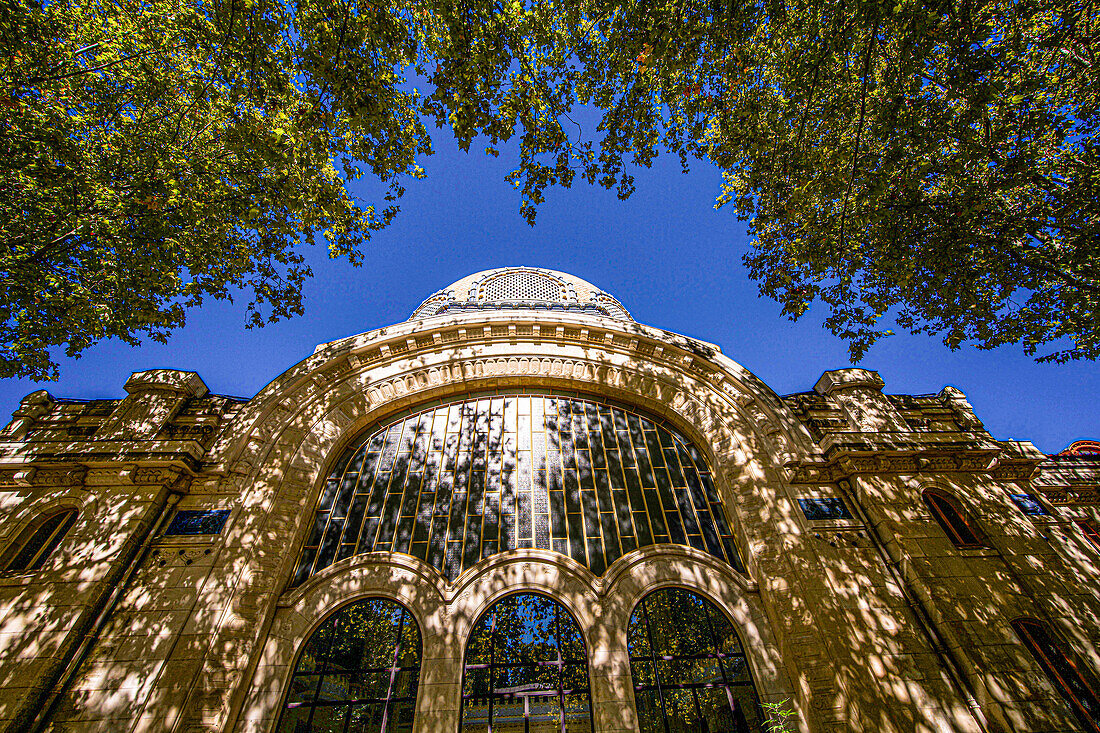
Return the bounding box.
[409,266,633,321]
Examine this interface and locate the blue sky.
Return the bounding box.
[2,134,1097,454]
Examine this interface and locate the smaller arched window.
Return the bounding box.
[922,489,984,548]
[461,593,593,732]
[276,598,422,733]
[628,587,765,732]
[2,508,78,573]
[1012,618,1100,732]
[1077,519,1100,551]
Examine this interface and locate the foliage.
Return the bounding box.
[492,0,1100,363]
[761,698,798,733]
[3,0,1097,379]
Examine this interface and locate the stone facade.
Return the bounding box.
[0,267,1097,733]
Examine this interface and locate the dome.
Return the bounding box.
[409,266,633,321]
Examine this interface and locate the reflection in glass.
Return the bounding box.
[461,593,593,733]
[276,598,421,733]
[628,588,764,733]
[294,393,744,586]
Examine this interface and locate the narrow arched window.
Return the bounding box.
[628,588,765,732]
[1012,618,1100,732]
[461,593,593,732]
[1077,519,1100,551]
[276,598,421,733]
[922,489,984,548]
[2,508,78,572]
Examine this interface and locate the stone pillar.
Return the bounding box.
[412,603,463,733]
[97,370,208,441]
[814,368,908,432]
[589,600,637,733]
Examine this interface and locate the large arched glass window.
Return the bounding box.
[277,598,421,733]
[628,588,764,733]
[922,489,984,548]
[293,392,746,586]
[461,593,593,732]
[2,508,78,572]
[1013,618,1100,733]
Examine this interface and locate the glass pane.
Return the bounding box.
[529,695,563,732]
[492,698,526,731]
[663,688,700,733]
[627,608,651,657]
[634,689,665,733]
[460,695,491,732]
[348,702,385,731]
[387,698,417,733]
[275,705,311,733]
[563,692,592,733]
[285,675,319,706]
[7,510,75,572]
[696,686,740,733]
[296,623,333,674]
[493,595,557,664]
[309,704,347,733]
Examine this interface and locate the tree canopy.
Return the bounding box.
[2,0,1097,379]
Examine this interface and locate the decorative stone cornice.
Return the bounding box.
[1036,484,1100,506]
[0,438,208,471]
[786,431,1015,483]
[0,466,85,488]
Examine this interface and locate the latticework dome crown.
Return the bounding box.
[409,267,633,321]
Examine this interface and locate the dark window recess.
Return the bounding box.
[275,597,421,733]
[3,509,78,572]
[798,497,853,521]
[922,489,984,548]
[1078,520,1100,550]
[461,593,593,733]
[165,509,231,536]
[1010,494,1050,516]
[1013,618,1100,733]
[628,588,766,733]
[295,394,746,585]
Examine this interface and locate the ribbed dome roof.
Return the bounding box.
[409,267,633,321]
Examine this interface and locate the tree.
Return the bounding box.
[490,0,1100,363]
[4,0,1097,379]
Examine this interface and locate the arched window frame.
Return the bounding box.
[1012,617,1100,733]
[274,596,423,733]
[627,585,765,733]
[292,391,749,587]
[459,591,594,733]
[1,507,79,573]
[921,488,985,549]
[1076,519,1100,551]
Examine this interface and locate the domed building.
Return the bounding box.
[0,267,1099,733]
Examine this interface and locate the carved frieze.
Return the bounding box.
[787,448,1001,484]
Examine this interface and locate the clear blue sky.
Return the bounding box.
[2,134,1097,454]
